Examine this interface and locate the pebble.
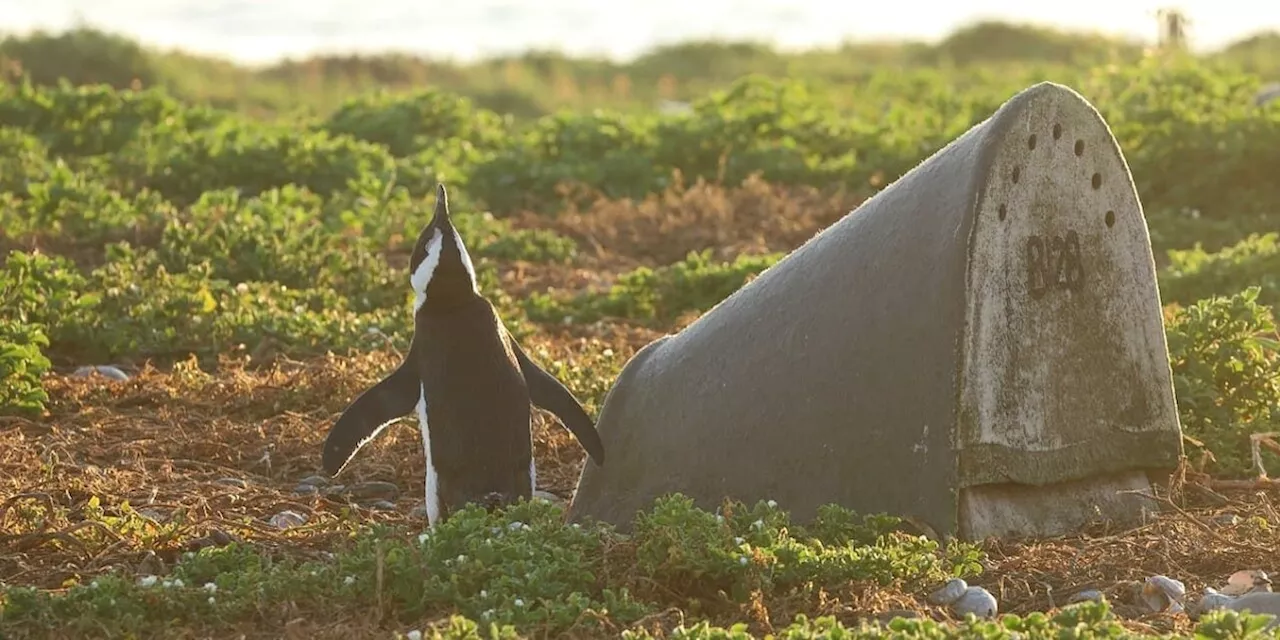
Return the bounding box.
[321,484,347,497]
[532,489,563,504]
[135,551,165,576]
[137,508,166,522]
[297,475,329,487]
[410,504,429,519]
[292,484,320,496]
[72,365,130,381]
[368,500,398,511]
[268,510,308,530]
[1070,589,1105,604]
[214,477,248,489]
[346,481,399,501]
[1214,513,1242,526]
[185,529,237,552]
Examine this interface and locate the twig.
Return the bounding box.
[1207,478,1280,490]
[6,519,122,553]
[1251,432,1280,478]
[1119,489,1272,553]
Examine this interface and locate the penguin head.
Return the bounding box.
[409,183,479,312]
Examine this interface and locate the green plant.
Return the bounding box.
[0,319,52,416]
[1165,287,1280,476]
[1161,233,1280,309]
[0,495,988,638]
[527,249,782,325]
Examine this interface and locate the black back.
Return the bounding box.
[417,295,534,518]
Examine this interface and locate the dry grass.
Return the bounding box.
[514,174,865,269]
[3,179,1279,638]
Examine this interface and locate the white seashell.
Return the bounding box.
[1223,569,1272,596]
[928,578,969,605]
[952,586,998,619]
[1142,575,1186,613]
[268,510,307,530]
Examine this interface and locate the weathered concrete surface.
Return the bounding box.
[567,82,1184,540]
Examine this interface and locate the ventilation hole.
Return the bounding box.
[1011,166,1020,183]
[998,204,1007,221]
[1091,173,1102,189]
[1028,134,1037,150]
[1105,210,1115,228]
[1074,139,1085,156]
[1053,123,1062,140]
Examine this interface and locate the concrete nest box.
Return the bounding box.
[568,82,1184,540]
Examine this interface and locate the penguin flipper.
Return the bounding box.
[511,339,606,466]
[321,360,419,476]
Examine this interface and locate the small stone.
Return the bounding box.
[292,484,319,496]
[209,529,234,546]
[135,551,165,576]
[1070,589,1105,604]
[321,484,347,497]
[72,365,130,381]
[268,510,307,530]
[184,528,239,552]
[214,478,247,489]
[347,481,399,501]
[410,504,429,519]
[532,489,563,504]
[297,475,329,487]
[368,500,397,511]
[137,508,166,522]
[95,365,130,381]
[1214,513,1242,527]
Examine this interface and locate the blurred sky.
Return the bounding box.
[1,0,1276,64]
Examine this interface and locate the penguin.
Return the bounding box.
[320,183,605,526]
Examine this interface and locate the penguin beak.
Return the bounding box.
[431,183,453,230]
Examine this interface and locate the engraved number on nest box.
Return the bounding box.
[1026,231,1084,299]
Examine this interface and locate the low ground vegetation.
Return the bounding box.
[1,30,1280,639]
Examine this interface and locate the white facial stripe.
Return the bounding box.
[452,227,478,292]
[417,386,441,527]
[411,230,443,313]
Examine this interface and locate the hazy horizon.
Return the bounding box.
[2,0,1277,66]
